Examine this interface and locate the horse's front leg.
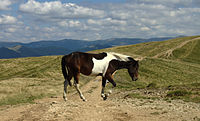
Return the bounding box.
[101,77,113,100]
[101,77,107,100]
[102,73,116,100]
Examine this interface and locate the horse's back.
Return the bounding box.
[67,52,108,61]
[64,52,93,75]
[91,52,107,60]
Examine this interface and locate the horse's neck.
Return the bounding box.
[111,60,129,70]
[119,61,130,69]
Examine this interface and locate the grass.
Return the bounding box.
[172,37,200,64]
[166,90,200,103]
[0,93,45,106]
[112,57,200,89]
[0,56,92,106]
[96,36,200,57]
[0,35,200,105]
[150,112,160,115]
[115,57,200,102]
[95,36,200,103]
[166,90,191,97]
[124,93,149,100]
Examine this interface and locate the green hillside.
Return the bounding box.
[171,37,200,64]
[0,56,62,105]
[0,36,200,106]
[92,35,200,102]
[0,56,94,105]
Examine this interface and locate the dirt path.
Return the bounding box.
[0,77,200,121]
[153,37,200,58]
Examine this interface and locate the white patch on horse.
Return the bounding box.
[91,52,130,76]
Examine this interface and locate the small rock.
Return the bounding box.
[51,101,57,105]
[51,96,58,98]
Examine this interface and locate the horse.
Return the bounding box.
[61,51,139,101]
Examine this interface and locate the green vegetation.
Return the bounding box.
[172,37,200,64]
[0,35,200,106]
[166,90,200,103]
[0,92,45,106]
[0,56,92,106]
[110,57,200,103]
[96,35,200,103]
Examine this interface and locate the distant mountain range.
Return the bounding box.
[0,37,173,59]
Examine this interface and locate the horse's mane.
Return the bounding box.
[108,52,131,62]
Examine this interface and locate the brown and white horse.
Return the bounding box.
[61,52,139,101]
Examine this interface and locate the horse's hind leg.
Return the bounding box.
[63,73,72,101]
[63,80,68,101]
[74,73,86,101]
[75,83,86,101]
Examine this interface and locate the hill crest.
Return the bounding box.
[0,37,172,59]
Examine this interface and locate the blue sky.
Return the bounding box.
[0,0,200,42]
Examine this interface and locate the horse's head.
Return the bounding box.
[127,58,139,81]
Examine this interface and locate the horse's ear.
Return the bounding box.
[128,57,134,61]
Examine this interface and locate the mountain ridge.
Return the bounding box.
[0,37,173,59]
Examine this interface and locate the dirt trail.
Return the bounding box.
[153,37,200,58]
[0,77,200,121]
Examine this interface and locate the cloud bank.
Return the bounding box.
[0,0,199,42]
[0,0,12,10]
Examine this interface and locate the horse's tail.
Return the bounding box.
[61,55,67,79]
[61,55,72,86]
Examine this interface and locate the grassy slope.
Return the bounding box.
[93,36,200,102]
[0,56,92,105]
[0,36,200,105]
[172,36,200,64]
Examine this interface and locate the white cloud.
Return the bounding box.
[0,0,12,10]
[87,18,127,26]
[109,11,130,20]
[141,26,151,31]
[0,15,17,24]
[58,20,82,28]
[58,21,68,27]
[43,27,55,32]
[1,0,200,42]
[6,27,16,32]
[136,0,194,6]
[19,0,105,20]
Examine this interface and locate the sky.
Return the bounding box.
[0,0,200,42]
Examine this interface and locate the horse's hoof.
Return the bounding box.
[103,94,108,100]
[63,96,67,101]
[108,90,112,94]
[83,99,87,102]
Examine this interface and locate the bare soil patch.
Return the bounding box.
[0,77,200,121]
